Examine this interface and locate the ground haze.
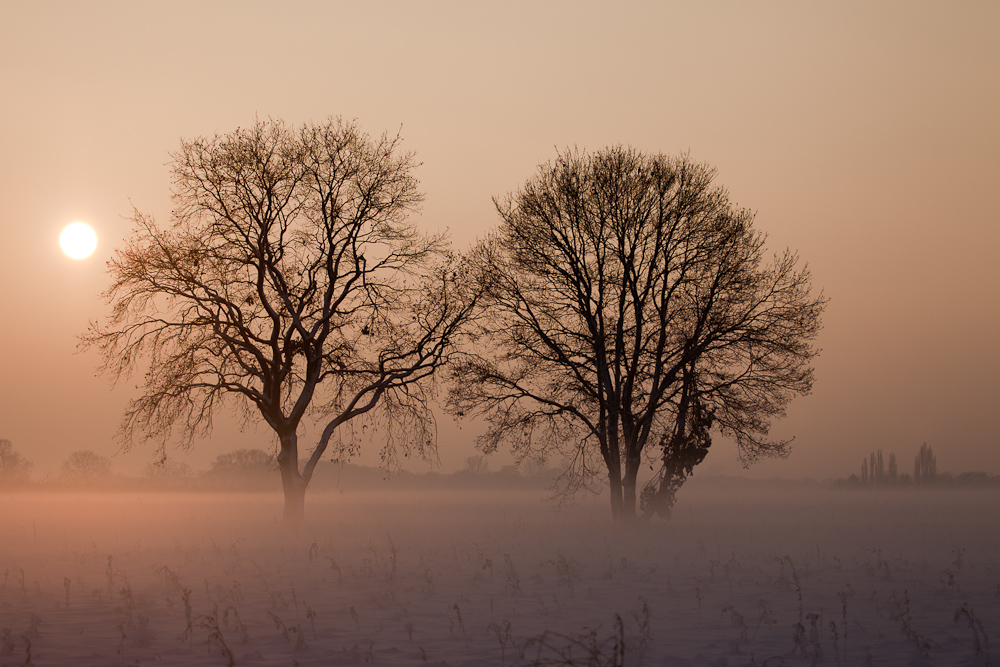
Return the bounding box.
[1,483,997,665]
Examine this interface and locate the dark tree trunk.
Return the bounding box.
[622,449,642,521]
[608,468,625,522]
[277,431,308,522]
[604,424,626,522]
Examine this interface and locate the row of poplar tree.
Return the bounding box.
[856,443,940,486]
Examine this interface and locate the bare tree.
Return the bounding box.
[448,147,825,522]
[0,439,33,484]
[60,450,113,481]
[464,454,490,475]
[82,118,479,520]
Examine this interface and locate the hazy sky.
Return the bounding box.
[1,2,997,479]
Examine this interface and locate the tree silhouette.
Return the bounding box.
[82,118,479,520]
[449,147,825,521]
[464,454,490,475]
[0,439,33,484]
[209,448,275,474]
[914,442,937,484]
[60,450,112,481]
[206,448,276,490]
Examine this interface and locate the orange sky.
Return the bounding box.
[1,2,997,479]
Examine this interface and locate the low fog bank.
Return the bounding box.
[2,483,999,665]
[9,464,1000,496]
[4,481,998,554]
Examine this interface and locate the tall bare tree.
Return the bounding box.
[448,147,825,522]
[82,118,479,520]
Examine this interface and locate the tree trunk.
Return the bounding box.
[277,431,308,522]
[605,416,626,523]
[608,469,624,522]
[622,450,642,521]
[282,476,307,522]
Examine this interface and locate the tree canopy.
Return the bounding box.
[449,147,825,521]
[82,117,479,520]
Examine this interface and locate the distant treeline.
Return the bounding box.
[837,442,1000,488]
[0,442,561,492]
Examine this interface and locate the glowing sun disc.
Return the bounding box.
[60,222,98,259]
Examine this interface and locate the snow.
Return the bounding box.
[1,482,997,666]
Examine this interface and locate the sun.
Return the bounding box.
[60,222,98,259]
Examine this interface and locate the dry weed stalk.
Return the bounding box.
[544,554,581,595]
[504,554,521,597]
[837,584,853,658]
[632,597,652,650]
[387,536,398,585]
[520,614,627,667]
[954,602,991,664]
[305,604,318,639]
[268,610,306,649]
[1,627,14,656]
[829,620,841,666]
[197,608,236,667]
[721,605,749,640]
[350,606,361,633]
[452,602,468,642]
[693,578,703,622]
[488,619,517,665]
[326,557,343,585]
[776,556,804,625]
[887,590,932,656]
[753,598,777,639]
[223,606,250,644]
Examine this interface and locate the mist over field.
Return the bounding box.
[2,481,998,666]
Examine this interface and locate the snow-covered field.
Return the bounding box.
[1,481,997,666]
